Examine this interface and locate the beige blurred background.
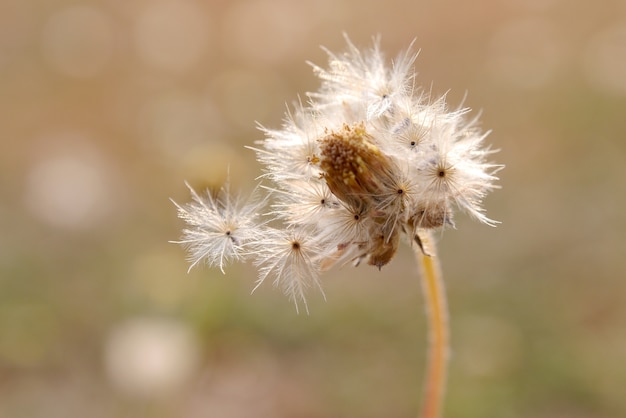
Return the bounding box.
[1,0,626,417]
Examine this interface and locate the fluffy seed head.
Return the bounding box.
[173,35,502,310]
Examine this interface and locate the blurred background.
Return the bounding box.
[1,0,625,417]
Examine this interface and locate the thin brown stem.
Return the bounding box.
[415,232,449,418]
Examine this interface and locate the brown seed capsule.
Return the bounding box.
[367,227,400,269]
[319,123,395,211]
[410,202,454,229]
[319,122,403,269]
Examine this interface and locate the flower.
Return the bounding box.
[251,227,325,314]
[173,35,501,310]
[170,181,265,274]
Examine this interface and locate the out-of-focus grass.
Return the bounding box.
[1,0,625,417]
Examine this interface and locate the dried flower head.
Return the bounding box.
[173,35,502,311]
[171,181,265,274]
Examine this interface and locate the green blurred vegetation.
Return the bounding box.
[1,0,625,417]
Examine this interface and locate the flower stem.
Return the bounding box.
[415,232,449,418]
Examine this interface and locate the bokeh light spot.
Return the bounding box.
[23,137,117,231]
[104,317,200,398]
